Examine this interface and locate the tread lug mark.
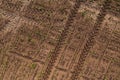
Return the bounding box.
[39,0,86,80]
[71,0,112,80]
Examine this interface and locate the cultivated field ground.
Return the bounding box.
[0,0,120,80]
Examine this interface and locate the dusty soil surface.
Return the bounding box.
[0,0,120,80]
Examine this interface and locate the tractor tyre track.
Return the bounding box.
[71,0,111,80]
[40,0,85,80]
